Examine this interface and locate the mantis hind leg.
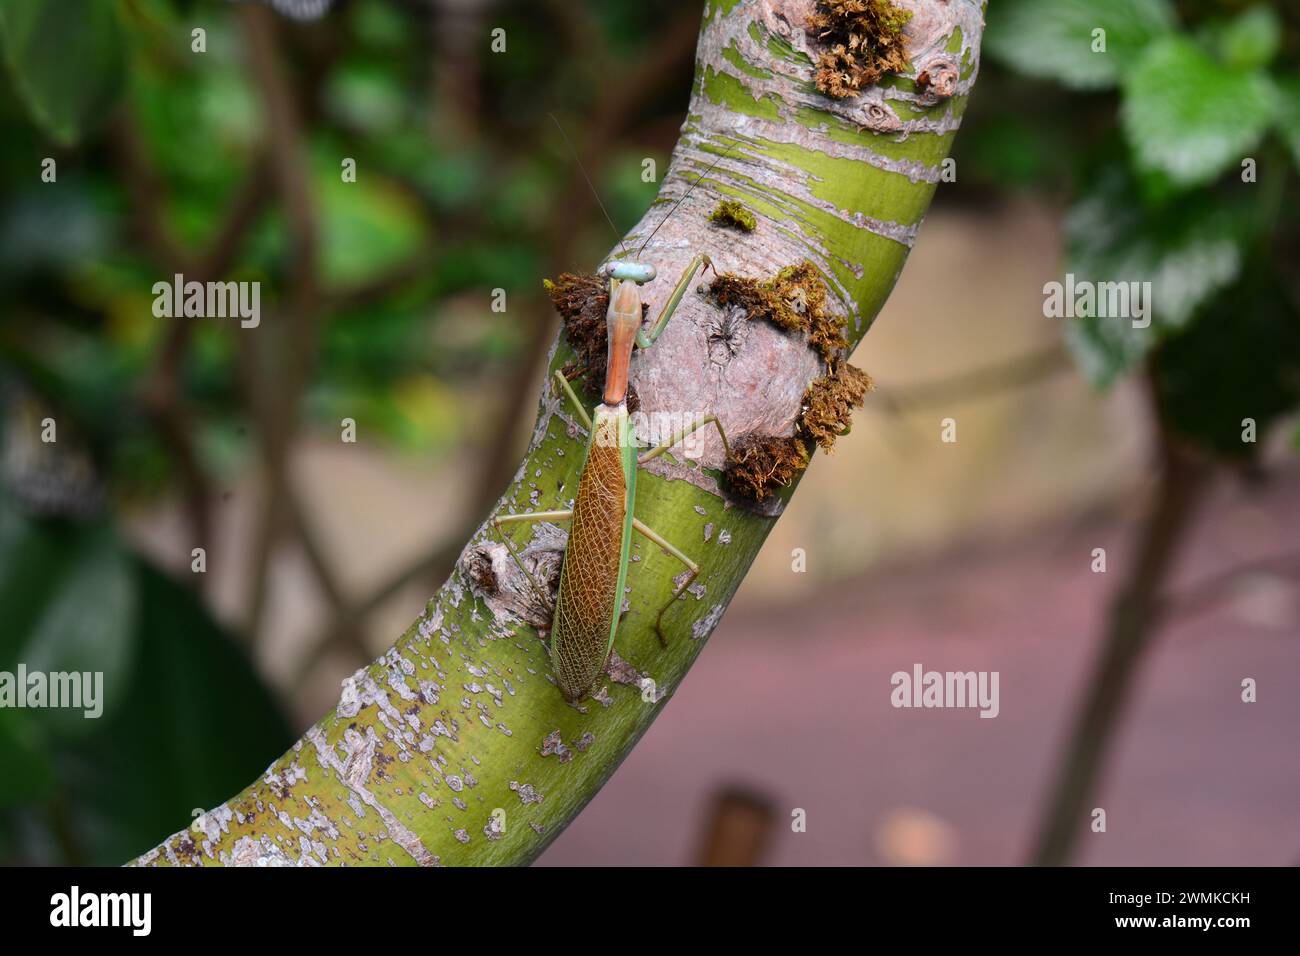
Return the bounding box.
[631,517,700,648]
[490,510,572,608]
[638,413,731,466]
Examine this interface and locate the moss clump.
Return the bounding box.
[808,0,912,99]
[708,200,757,233]
[722,363,872,503]
[799,362,873,451]
[722,435,810,503]
[544,272,642,409]
[707,260,846,364]
[544,272,607,382]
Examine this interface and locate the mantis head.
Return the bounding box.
[599,260,656,406]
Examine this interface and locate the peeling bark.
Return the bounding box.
[133,0,985,868]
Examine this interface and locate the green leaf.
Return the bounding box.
[1275,75,1300,169]
[1121,35,1277,187]
[0,504,137,736]
[1209,6,1280,72]
[0,0,125,145]
[0,545,294,864]
[58,560,294,865]
[0,707,55,808]
[985,0,1175,91]
[1061,171,1255,387]
[1156,277,1300,459]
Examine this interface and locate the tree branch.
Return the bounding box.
[111,102,277,581]
[135,0,987,868]
[233,4,369,660]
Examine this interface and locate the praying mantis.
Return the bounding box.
[492,253,731,703]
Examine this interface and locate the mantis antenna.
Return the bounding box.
[547,112,632,260]
[635,140,739,259]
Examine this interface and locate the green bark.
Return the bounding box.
[135,0,986,867]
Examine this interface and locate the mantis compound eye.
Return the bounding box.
[602,260,657,284]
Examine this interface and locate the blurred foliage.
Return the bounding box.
[966,0,1300,457]
[0,0,693,864]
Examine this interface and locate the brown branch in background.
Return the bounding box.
[164,154,275,370]
[1030,374,1213,866]
[236,4,320,633]
[693,785,776,867]
[238,4,319,402]
[544,4,701,242]
[879,342,1069,413]
[236,3,368,661]
[286,485,372,660]
[110,112,191,273]
[147,163,275,582]
[232,327,284,643]
[542,0,612,83]
[290,520,466,692]
[430,0,487,143]
[323,253,440,312]
[111,108,276,586]
[861,342,1068,459]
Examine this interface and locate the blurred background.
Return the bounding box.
[0,0,1297,866]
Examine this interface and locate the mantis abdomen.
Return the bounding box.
[551,408,634,701]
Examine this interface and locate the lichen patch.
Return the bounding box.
[509,781,545,805]
[708,199,757,232]
[540,728,572,763]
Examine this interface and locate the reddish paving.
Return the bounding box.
[538,468,1300,866]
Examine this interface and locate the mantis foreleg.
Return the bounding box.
[552,369,592,431]
[635,253,714,350]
